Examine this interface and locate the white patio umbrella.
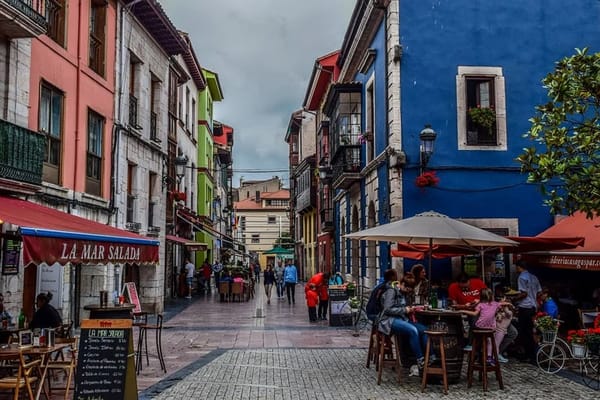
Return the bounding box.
[344,210,518,291]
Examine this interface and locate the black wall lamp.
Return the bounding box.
[174,154,189,185]
[318,166,332,182]
[419,124,437,174]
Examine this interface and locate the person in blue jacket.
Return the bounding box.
[538,287,559,319]
[283,259,298,305]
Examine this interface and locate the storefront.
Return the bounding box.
[0,196,159,327]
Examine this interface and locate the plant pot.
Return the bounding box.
[541,330,557,343]
[571,343,587,358]
[588,341,600,356]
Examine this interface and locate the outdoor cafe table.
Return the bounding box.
[416,308,466,383]
[0,342,69,400]
[0,326,28,344]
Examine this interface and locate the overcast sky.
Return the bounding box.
[160,0,355,188]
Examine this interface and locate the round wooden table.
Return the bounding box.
[416,309,466,383]
[84,304,136,319]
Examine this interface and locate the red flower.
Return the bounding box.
[415,171,440,188]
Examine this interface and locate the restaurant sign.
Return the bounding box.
[22,236,159,265]
[524,254,600,272]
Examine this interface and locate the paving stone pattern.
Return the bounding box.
[136,286,598,400]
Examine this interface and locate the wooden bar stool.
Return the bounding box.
[374,331,402,385]
[421,330,449,395]
[366,323,378,369]
[467,328,504,391]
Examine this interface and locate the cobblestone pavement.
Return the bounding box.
[135,286,599,400]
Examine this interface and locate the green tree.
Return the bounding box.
[517,48,600,218]
[274,232,294,249]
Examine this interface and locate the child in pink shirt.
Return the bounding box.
[461,288,512,364]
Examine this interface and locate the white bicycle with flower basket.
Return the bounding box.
[536,319,599,387]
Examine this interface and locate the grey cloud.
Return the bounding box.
[160,0,354,187]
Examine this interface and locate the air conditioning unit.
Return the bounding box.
[125,222,141,232]
[147,226,161,234]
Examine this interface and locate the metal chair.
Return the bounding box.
[136,314,166,374]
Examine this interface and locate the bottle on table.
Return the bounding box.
[429,291,438,309]
[18,309,26,329]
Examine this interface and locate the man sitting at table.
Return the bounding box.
[377,269,432,370]
[448,273,487,310]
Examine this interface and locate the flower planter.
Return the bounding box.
[541,330,556,343]
[571,343,587,358]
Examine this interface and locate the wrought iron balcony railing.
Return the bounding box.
[331,145,361,190]
[0,0,48,37]
[0,119,45,185]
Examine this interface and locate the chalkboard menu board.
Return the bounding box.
[74,319,137,400]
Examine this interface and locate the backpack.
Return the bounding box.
[365,283,387,321]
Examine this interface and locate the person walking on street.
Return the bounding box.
[184,259,195,299]
[274,260,285,299]
[254,263,261,283]
[284,260,298,305]
[263,264,276,304]
[212,260,224,292]
[514,260,541,363]
[201,259,212,294]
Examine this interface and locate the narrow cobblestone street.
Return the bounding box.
[136,285,599,400]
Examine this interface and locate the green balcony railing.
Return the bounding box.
[0,119,45,185]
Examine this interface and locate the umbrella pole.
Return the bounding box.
[427,238,433,299]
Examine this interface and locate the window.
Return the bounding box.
[191,98,196,134]
[86,110,104,196]
[150,78,159,142]
[185,87,190,129]
[39,82,63,184]
[251,234,260,244]
[129,58,139,127]
[148,172,156,228]
[240,216,246,230]
[46,0,66,46]
[168,69,178,141]
[456,66,506,150]
[89,0,107,76]
[268,216,276,224]
[126,164,136,223]
[365,76,375,163]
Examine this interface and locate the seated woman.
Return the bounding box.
[29,292,62,330]
[378,269,431,369]
[538,287,559,319]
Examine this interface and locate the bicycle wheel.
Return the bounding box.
[536,343,566,374]
[582,357,600,390]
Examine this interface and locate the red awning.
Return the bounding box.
[0,196,159,265]
[165,235,208,251]
[391,236,585,260]
[521,212,600,271]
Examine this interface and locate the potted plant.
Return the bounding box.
[585,327,600,356]
[567,329,587,358]
[346,282,356,297]
[468,105,496,129]
[534,313,558,343]
[348,296,360,311]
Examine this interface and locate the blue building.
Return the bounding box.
[323,0,600,288]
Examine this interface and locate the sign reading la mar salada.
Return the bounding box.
[22,236,159,265]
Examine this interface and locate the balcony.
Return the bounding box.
[150,111,159,142]
[320,207,334,232]
[331,146,361,190]
[129,94,139,129]
[0,119,45,187]
[0,0,48,38]
[296,184,316,214]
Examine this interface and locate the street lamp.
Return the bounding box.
[174,154,188,186]
[419,124,437,174]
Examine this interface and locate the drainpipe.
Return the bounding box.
[74,0,83,196]
[3,40,11,120]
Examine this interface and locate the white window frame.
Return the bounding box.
[365,73,375,163]
[456,66,506,151]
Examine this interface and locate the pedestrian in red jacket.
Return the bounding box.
[306,284,319,322]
